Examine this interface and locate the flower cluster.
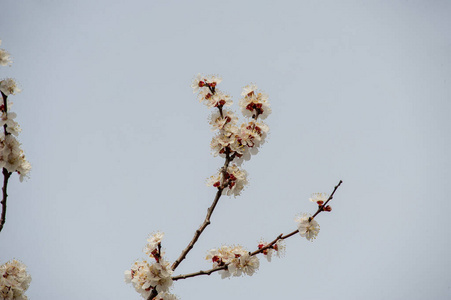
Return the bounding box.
[192,74,271,195]
[125,233,177,299]
[144,231,165,261]
[206,164,248,197]
[239,84,271,120]
[0,40,31,182]
[206,245,260,279]
[0,259,31,300]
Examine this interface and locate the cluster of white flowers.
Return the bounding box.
[206,164,248,197]
[125,233,178,299]
[0,40,31,182]
[295,213,320,241]
[144,231,165,259]
[239,84,271,120]
[206,245,260,279]
[0,40,12,67]
[0,259,31,300]
[192,74,271,195]
[257,240,286,262]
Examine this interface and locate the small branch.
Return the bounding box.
[172,180,343,281]
[0,168,12,233]
[172,265,226,281]
[0,92,12,233]
[171,148,233,271]
[310,180,343,221]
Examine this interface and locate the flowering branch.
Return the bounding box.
[172,180,343,282]
[0,38,32,299]
[0,91,12,233]
[125,75,341,300]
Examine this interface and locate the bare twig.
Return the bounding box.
[0,168,12,233]
[172,180,343,281]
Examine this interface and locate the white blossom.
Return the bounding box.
[295,213,320,241]
[0,135,31,180]
[191,73,204,93]
[0,49,12,67]
[0,79,21,96]
[210,129,236,157]
[208,110,238,131]
[258,239,285,262]
[198,90,233,109]
[240,83,258,97]
[0,259,31,300]
[228,252,260,277]
[144,231,165,259]
[309,193,329,204]
[0,112,21,136]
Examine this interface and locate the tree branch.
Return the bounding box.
[0,91,12,233]
[172,180,343,281]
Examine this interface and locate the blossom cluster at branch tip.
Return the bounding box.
[144,231,165,261]
[0,259,31,300]
[206,164,248,197]
[206,245,260,279]
[193,74,271,169]
[0,40,13,67]
[295,213,320,241]
[126,233,178,299]
[258,239,286,262]
[239,84,271,120]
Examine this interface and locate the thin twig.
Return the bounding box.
[0,168,11,233]
[172,180,343,281]
[310,180,343,221]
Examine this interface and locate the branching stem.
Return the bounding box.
[171,92,234,272]
[0,91,12,233]
[172,180,343,282]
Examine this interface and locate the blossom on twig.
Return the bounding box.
[206,164,248,197]
[295,213,320,241]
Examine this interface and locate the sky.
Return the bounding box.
[1,0,450,299]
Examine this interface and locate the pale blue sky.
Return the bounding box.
[1,0,450,299]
